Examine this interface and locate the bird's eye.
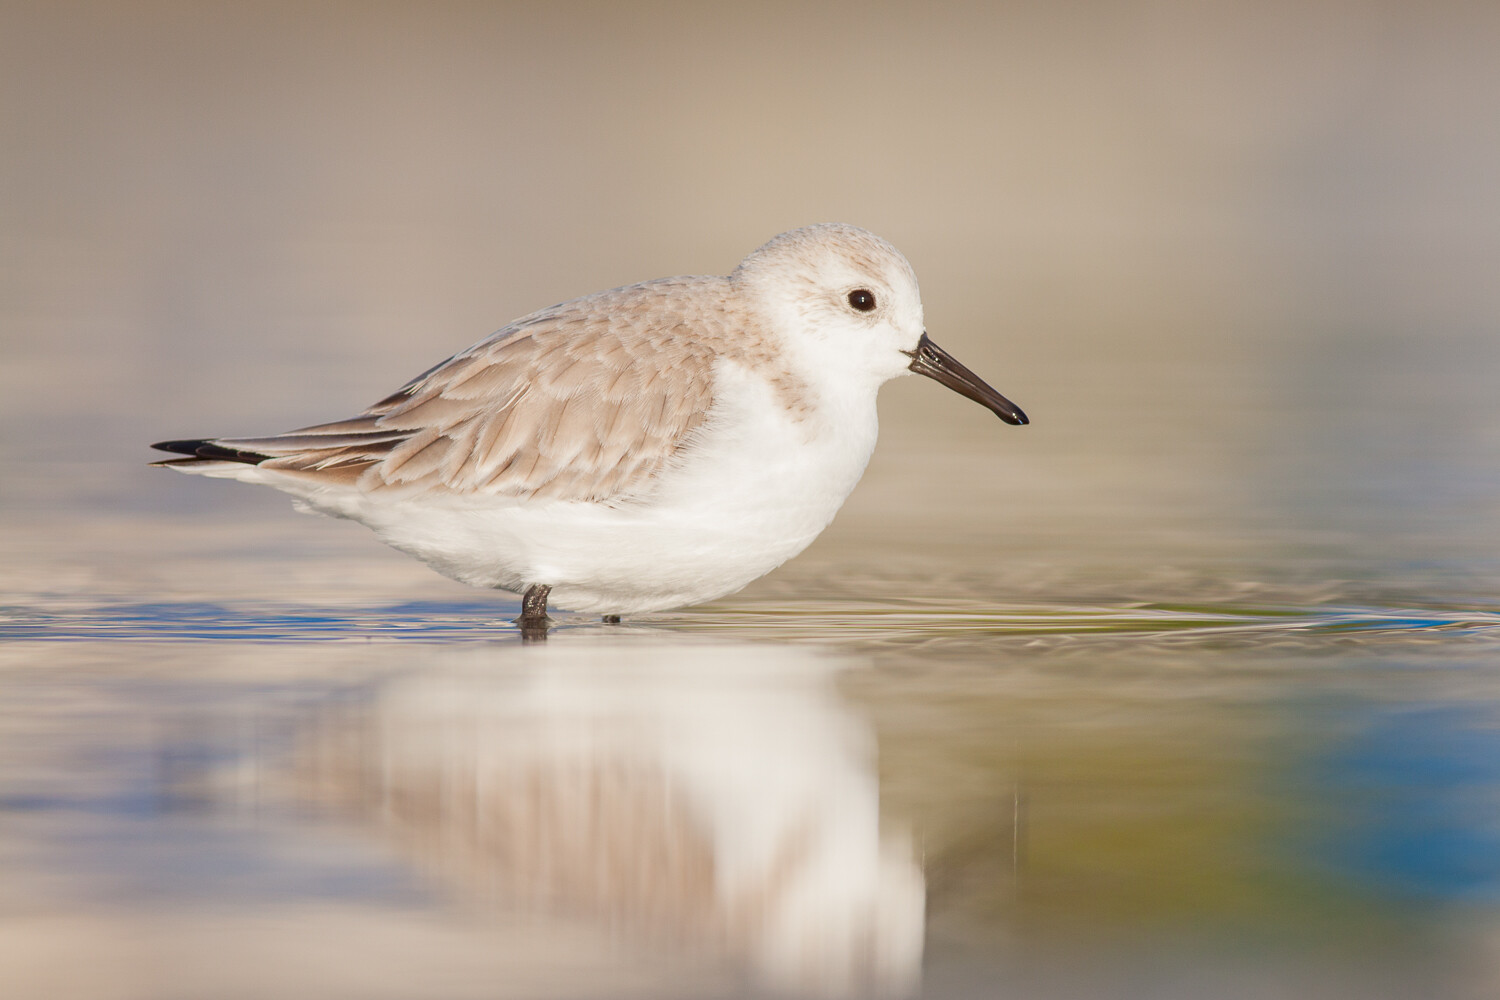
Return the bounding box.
[847,289,877,312]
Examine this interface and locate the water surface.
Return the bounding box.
[4,459,1500,999]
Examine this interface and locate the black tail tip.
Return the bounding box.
[152,439,213,456]
[150,438,272,465]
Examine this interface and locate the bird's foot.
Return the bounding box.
[516,584,552,640]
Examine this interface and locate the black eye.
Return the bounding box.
[847,289,877,312]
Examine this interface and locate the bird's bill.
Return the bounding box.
[906,334,1029,425]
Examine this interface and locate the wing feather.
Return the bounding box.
[204,278,726,503]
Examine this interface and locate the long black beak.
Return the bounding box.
[906,333,1029,425]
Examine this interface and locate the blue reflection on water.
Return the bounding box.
[0,600,518,642]
[1303,703,1500,904]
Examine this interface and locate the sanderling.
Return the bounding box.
[153,224,1027,624]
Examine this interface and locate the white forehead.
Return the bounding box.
[732,223,920,300]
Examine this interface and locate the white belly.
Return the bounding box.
[356,362,881,614]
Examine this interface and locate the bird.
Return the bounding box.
[153,224,1028,625]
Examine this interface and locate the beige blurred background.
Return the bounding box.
[3,0,1499,601]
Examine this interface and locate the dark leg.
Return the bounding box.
[517,584,552,642]
[518,584,551,624]
[602,614,621,624]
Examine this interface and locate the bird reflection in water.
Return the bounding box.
[290,636,924,997]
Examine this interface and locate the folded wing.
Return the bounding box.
[154,280,722,504]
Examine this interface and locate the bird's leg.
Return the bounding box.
[518,584,552,625]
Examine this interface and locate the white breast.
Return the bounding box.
[354,358,881,614]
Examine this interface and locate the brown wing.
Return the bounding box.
[212,279,723,503]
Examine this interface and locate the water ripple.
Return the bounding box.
[3,599,1500,645]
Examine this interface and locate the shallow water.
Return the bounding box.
[5,410,1500,999]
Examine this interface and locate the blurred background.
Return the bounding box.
[3,2,1500,998]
